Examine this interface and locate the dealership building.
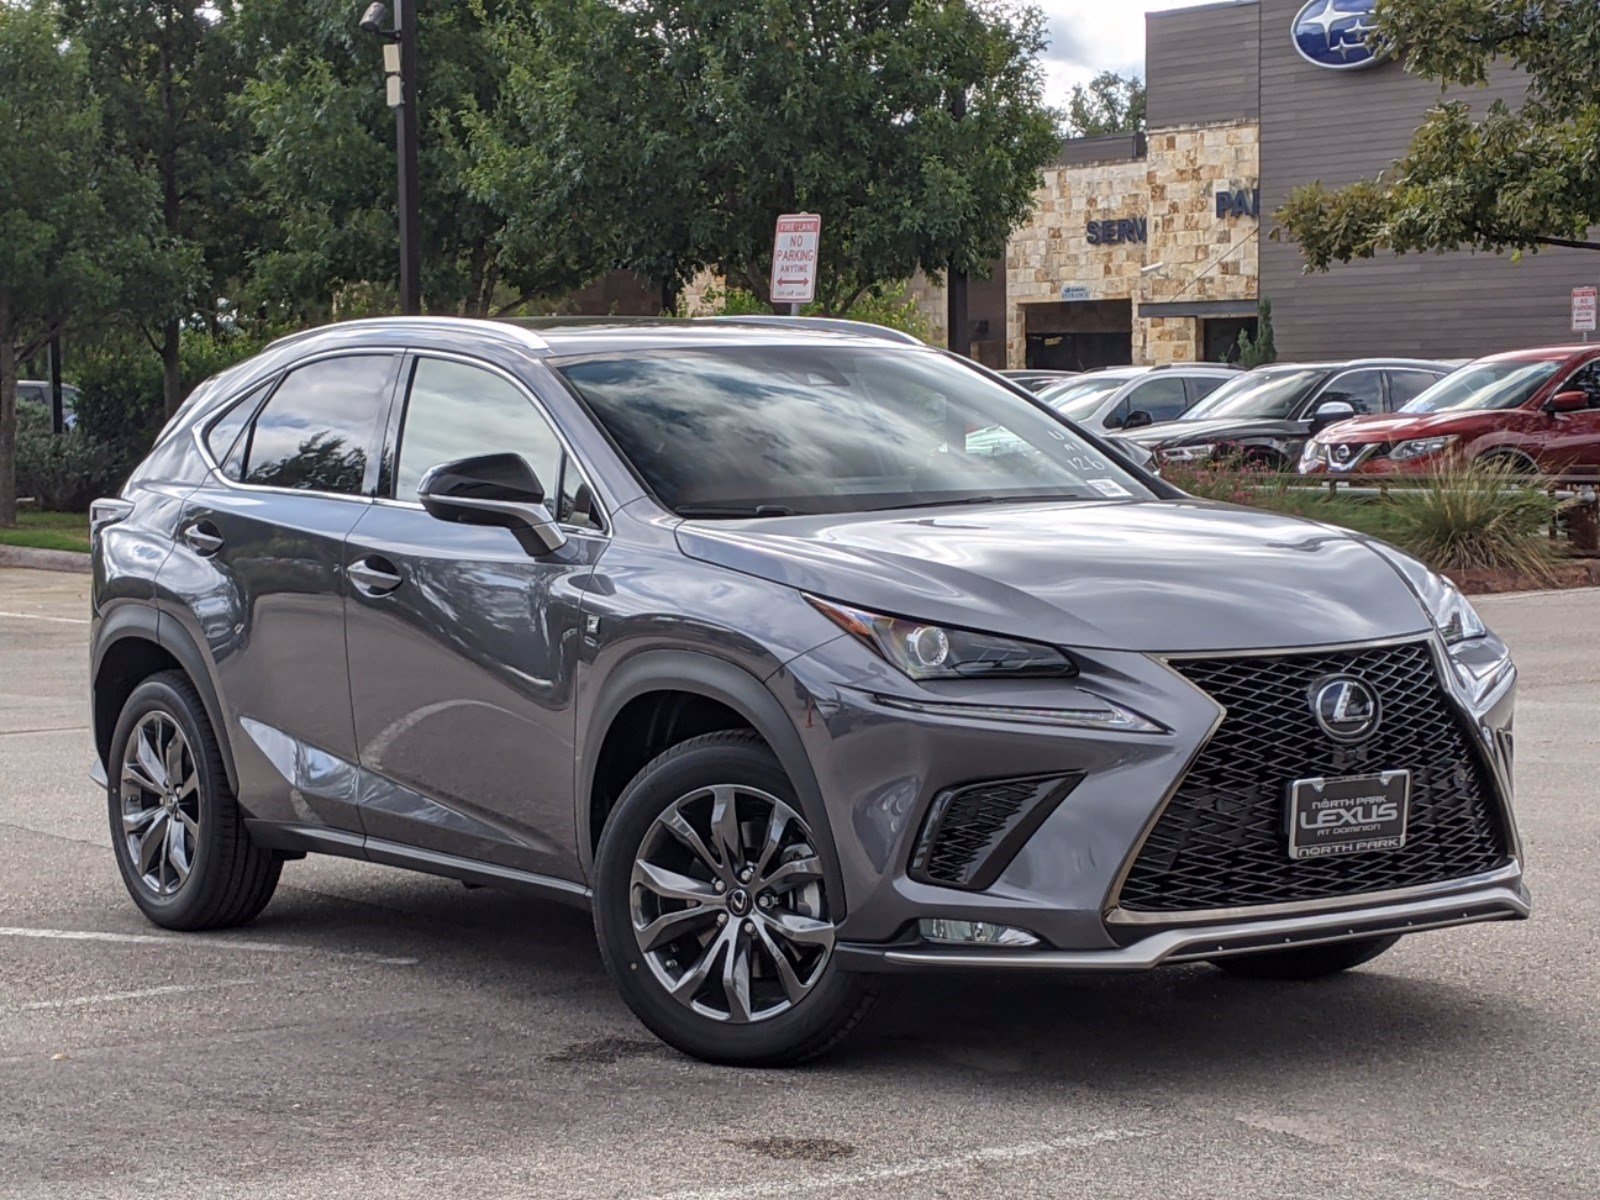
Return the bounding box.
[932,0,1596,372]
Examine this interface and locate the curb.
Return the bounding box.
[0,545,92,575]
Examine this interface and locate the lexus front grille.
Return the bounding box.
[1115,641,1509,915]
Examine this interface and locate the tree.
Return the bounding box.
[0,2,161,526]
[1063,70,1145,138]
[1276,0,1600,269]
[61,1,257,418]
[234,0,601,319]
[476,0,1059,313]
[1234,299,1277,369]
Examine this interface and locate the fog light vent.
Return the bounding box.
[920,919,1040,948]
[909,773,1083,890]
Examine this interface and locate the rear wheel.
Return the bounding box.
[593,731,881,1066]
[107,671,281,930]
[1210,934,1399,980]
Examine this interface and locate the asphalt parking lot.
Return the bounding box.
[1,565,1597,1199]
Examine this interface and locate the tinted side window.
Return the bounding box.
[1317,369,1385,415]
[1386,370,1442,411]
[1125,376,1190,423]
[1187,375,1228,403]
[241,356,396,494]
[394,358,564,502]
[205,381,273,478]
[1565,362,1600,405]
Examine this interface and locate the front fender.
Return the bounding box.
[575,648,848,919]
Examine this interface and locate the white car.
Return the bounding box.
[1038,365,1239,433]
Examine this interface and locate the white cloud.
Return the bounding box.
[1034,0,1220,110]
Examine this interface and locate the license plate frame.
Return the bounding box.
[1286,770,1411,861]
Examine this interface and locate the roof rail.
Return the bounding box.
[1148,361,1243,371]
[698,315,924,346]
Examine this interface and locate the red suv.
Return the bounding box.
[1300,346,1600,476]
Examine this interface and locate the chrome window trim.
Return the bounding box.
[1101,632,1519,928]
[191,347,404,505]
[390,348,611,537]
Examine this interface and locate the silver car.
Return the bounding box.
[1037,364,1240,432]
[89,318,1527,1066]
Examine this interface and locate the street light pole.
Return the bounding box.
[393,0,421,315]
[363,1,422,314]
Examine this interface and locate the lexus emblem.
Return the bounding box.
[1310,675,1381,742]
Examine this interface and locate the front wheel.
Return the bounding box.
[1210,934,1399,980]
[593,731,880,1066]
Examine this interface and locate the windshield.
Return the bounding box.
[1181,368,1327,421]
[556,346,1155,517]
[1398,359,1561,414]
[1040,376,1134,421]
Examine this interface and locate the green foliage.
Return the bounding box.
[476,0,1059,313]
[13,406,121,512]
[0,510,92,553]
[0,0,164,525]
[1063,71,1146,138]
[692,281,935,341]
[1234,299,1277,369]
[71,330,269,471]
[1163,463,1560,579]
[1276,0,1600,267]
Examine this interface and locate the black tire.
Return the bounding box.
[1210,934,1399,980]
[1475,449,1540,476]
[593,730,881,1067]
[107,671,281,930]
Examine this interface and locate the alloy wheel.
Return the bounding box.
[630,784,834,1024]
[119,712,200,897]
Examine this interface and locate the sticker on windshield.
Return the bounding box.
[1087,478,1132,498]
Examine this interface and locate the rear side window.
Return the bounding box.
[1187,375,1228,403]
[1124,376,1190,424]
[240,355,397,495]
[205,381,273,477]
[1386,370,1442,411]
[1317,369,1385,415]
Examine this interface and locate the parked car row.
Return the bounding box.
[1108,359,1457,470]
[1301,345,1600,476]
[1066,344,1600,477]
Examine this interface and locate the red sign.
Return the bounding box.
[770,214,822,305]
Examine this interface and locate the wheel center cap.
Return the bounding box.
[727,888,752,917]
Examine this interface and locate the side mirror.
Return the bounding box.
[1309,399,1356,434]
[1121,409,1154,430]
[1544,389,1589,415]
[417,453,567,557]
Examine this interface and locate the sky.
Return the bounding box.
[1036,0,1217,110]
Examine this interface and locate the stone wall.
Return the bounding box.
[1002,121,1260,367]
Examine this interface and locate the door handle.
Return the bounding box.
[347,556,404,596]
[181,520,224,556]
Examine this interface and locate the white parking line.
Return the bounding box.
[22,978,265,1011]
[0,927,418,966]
[1237,1114,1493,1191]
[645,1129,1151,1200]
[0,610,90,625]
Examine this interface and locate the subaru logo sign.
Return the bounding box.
[1292,0,1385,71]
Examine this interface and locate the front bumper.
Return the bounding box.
[837,865,1528,972]
[771,630,1524,971]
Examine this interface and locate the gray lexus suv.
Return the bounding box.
[89,317,1528,1065]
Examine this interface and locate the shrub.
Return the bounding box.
[688,281,935,342]
[14,406,122,511]
[1165,463,1558,579]
[1385,466,1559,582]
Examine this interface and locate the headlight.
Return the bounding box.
[1427,577,1512,706]
[1160,443,1216,464]
[1390,435,1458,462]
[807,596,1076,680]
[1301,439,1325,464]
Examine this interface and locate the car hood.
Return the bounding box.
[1319,410,1494,445]
[675,500,1432,653]
[1117,416,1304,448]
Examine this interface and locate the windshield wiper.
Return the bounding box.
[869,493,1090,512]
[675,503,801,519]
